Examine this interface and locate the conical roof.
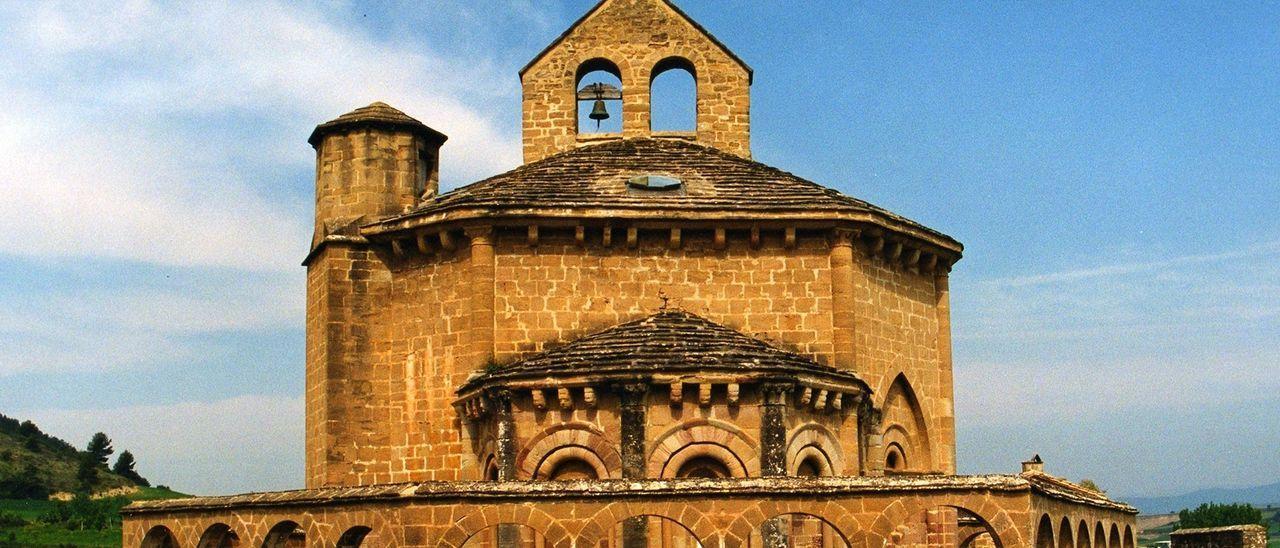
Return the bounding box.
[308,102,447,146]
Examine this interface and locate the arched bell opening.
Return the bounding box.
[576,58,623,135]
[650,56,696,133]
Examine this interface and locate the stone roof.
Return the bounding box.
[1021,472,1136,513]
[373,138,959,253]
[461,309,866,393]
[123,475,1136,515]
[308,102,447,147]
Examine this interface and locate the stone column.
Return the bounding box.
[492,390,519,548]
[830,228,858,370]
[760,383,791,548]
[619,383,648,548]
[760,383,791,476]
[859,399,885,477]
[467,227,496,370]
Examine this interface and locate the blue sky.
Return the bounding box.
[0,1,1276,498]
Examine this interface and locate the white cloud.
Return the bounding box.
[0,0,521,270]
[952,240,1280,424]
[0,271,302,376]
[16,394,304,495]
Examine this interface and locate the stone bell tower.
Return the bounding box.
[519,0,753,162]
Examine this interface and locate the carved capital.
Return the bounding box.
[464,226,494,246]
[760,382,793,406]
[830,227,859,248]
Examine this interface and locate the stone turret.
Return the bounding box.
[308,102,446,248]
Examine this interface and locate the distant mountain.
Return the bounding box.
[1127,482,1280,514]
[0,412,140,498]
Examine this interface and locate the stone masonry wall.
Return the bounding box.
[1172,525,1268,548]
[309,227,954,485]
[850,245,955,474]
[521,0,751,162]
[492,230,833,363]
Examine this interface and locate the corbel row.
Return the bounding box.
[668,381,741,408]
[529,386,599,411]
[387,228,462,260]
[861,230,950,274]
[793,385,851,414]
[523,223,800,251]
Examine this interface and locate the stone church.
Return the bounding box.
[124,1,1137,546]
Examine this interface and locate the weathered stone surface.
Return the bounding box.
[1171,525,1268,548]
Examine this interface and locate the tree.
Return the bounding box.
[17,420,40,452]
[86,432,113,466]
[1079,479,1104,493]
[112,450,150,487]
[75,452,98,493]
[1178,502,1264,529]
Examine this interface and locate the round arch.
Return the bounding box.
[1110,523,1122,548]
[1035,515,1054,548]
[141,525,179,548]
[1058,516,1075,548]
[337,525,372,548]
[648,419,759,478]
[578,505,717,548]
[438,506,567,548]
[786,423,843,475]
[755,512,851,548]
[517,423,621,479]
[534,445,608,480]
[1123,524,1135,548]
[1077,520,1092,548]
[649,56,697,132]
[262,520,304,548]
[1094,522,1107,548]
[198,523,241,548]
[661,442,747,478]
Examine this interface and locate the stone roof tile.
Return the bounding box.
[390,138,956,248]
[461,309,865,392]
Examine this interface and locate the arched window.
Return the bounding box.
[795,457,823,477]
[676,456,732,478]
[547,457,599,480]
[885,442,907,472]
[650,57,696,132]
[576,58,623,135]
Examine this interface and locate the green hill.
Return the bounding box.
[0,413,138,498]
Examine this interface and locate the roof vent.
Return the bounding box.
[627,175,683,191]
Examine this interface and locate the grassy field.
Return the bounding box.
[0,487,188,547]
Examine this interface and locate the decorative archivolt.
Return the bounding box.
[648,419,759,478]
[785,422,843,476]
[516,423,622,480]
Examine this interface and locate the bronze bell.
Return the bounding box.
[588,98,610,127]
